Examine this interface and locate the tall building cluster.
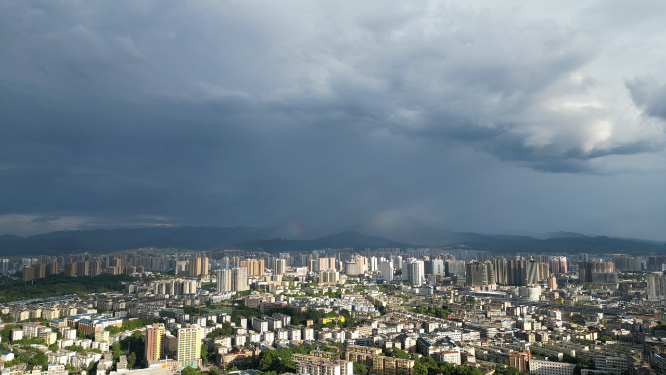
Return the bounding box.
[216,267,249,292]
[241,259,264,276]
[144,323,201,368]
[188,257,209,277]
[578,260,615,283]
[465,258,550,287]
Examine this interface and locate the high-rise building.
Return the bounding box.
[216,267,248,292]
[345,261,360,276]
[370,257,378,272]
[445,260,466,277]
[145,323,166,362]
[492,259,507,284]
[424,259,444,277]
[188,258,200,277]
[233,267,249,292]
[22,265,35,281]
[217,269,232,293]
[221,256,230,269]
[647,273,666,301]
[274,259,286,275]
[75,261,89,277]
[319,257,336,272]
[509,351,531,372]
[175,261,187,275]
[319,269,340,284]
[177,325,201,367]
[188,257,209,277]
[393,256,403,270]
[356,257,368,274]
[507,260,527,286]
[244,259,264,276]
[36,263,46,279]
[613,255,641,271]
[549,256,568,275]
[526,260,541,286]
[90,260,101,277]
[63,262,75,277]
[408,260,425,286]
[578,260,615,283]
[202,257,209,276]
[45,262,58,277]
[379,260,394,282]
[465,260,494,288]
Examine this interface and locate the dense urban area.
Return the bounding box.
[2,248,666,375]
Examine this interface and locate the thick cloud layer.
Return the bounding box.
[1,0,666,239]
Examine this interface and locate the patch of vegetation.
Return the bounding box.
[253,343,318,375]
[207,322,234,338]
[3,347,49,370]
[417,353,487,375]
[0,274,137,303]
[391,349,411,359]
[378,284,399,294]
[263,306,358,329]
[410,306,452,319]
[0,324,22,343]
[494,364,529,375]
[105,318,163,335]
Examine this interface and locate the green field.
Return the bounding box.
[0,274,137,303]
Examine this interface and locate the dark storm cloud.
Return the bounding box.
[1,0,666,237]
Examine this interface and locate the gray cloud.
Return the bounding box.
[30,216,60,224]
[1,0,666,238]
[626,77,666,120]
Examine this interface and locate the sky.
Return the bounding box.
[2,0,666,240]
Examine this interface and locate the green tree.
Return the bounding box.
[258,350,278,371]
[354,363,368,375]
[414,362,428,375]
[182,366,201,375]
[391,349,411,359]
[201,344,210,365]
[112,343,123,360]
[128,352,136,369]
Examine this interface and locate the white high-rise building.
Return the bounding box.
[370,257,378,272]
[379,260,394,282]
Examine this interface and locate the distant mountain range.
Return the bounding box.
[0,218,664,256]
[0,226,279,256]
